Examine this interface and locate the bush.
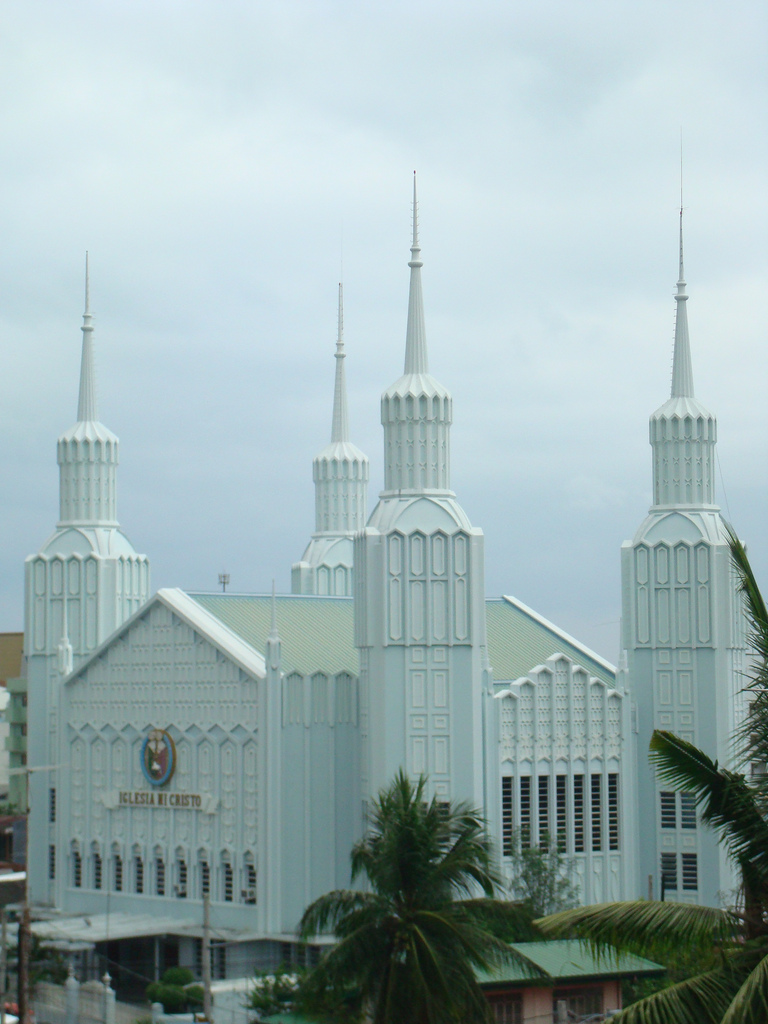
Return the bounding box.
[145,983,188,1014]
[185,984,204,1008]
[161,967,194,988]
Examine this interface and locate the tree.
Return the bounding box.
[247,966,300,1022]
[298,770,539,1024]
[507,832,579,919]
[537,528,768,1024]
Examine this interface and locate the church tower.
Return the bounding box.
[25,259,150,905]
[355,177,489,810]
[292,285,369,596]
[621,213,747,905]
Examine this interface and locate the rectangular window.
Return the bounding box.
[201,862,210,897]
[177,861,188,898]
[490,995,523,1024]
[682,853,698,891]
[661,852,677,891]
[244,863,257,904]
[519,777,531,849]
[135,857,144,894]
[49,788,56,824]
[538,776,550,847]
[48,844,56,880]
[156,858,165,896]
[680,793,697,829]
[573,775,585,852]
[212,939,226,980]
[501,777,513,857]
[590,774,602,852]
[94,852,102,890]
[608,773,619,851]
[114,855,123,892]
[556,775,567,853]
[224,862,233,902]
[660,791,677,829]
[73,851,82,888]
[553,988,603,1018]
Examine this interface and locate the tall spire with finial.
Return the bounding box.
[404,171,428,375]
[330,283,349,442]
[670,206,694,398]
[77,252,98,422]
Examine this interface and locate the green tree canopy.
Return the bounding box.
[298,770,540,1024]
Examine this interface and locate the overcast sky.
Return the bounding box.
[1,0,766,663]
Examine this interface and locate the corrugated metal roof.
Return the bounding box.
[487,599,615,687]
[478,939,663,985]
[190,594,357,677]
[188,594,615,687]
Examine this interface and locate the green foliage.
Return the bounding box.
[161,966,195,987]
[298,770,542,1024]
[506,832,580,920]
[537,532,768,1023]
[145,971,202,1014]
[248,966,300,1021]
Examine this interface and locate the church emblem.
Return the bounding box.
[140,729,176,786]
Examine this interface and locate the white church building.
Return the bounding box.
[22,184,747,981]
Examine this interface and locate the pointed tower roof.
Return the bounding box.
[670,208,694,398]
[404,171,428,375]
[331,283,349,443]
[77,252,98,422]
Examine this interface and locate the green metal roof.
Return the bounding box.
[190,593,357,677]
[478,939,664,986]
[188,593,615,687]
[487,598,615,687]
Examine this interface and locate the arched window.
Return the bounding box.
[112,844,123,892]
[155,848,166,896]
[243,854,256,905]
[72,844,82,888]
[134,847,144,894]
[93,844,103,890]
[175,849,188,898]
[222,855,233,903]
[198,850,210,898]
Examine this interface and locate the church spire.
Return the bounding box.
[77,252,98,422]
[404,172,428,375]
[331,283,349,442]
[670,207,694,398]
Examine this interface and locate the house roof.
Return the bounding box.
[188,592,616,686]
[478,939,664,987]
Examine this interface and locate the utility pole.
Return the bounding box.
[202,892,212,1023]
[17,905,29,1024]
[1,907,7,1024]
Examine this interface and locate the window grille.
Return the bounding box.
[682,853,698,890]
[73,850,82,888]
[490,995,523,1024]
[660,791,676,829]
[519,777,531,848]
[538,776,549,847]
[501,777,513,857]
[661,852,677,891]
[114,855,123,892]
[177,860,188,898]
[555,775,567,852]
[590,774,602,852]
[224,862,234,902]
[680,793,697,829]
[244,862,257,904]
[135,856,144,894]
[553,988,603,1018]
[94,851,102,890]
[48,845,56,880]
[156,857,165,896]
[49,787,56,823]
[608,773,619,850]
[573,775,585,852]
[201,861,210,897]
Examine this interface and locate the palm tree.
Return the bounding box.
[298,770,538,1024]
[537,528,768,1024]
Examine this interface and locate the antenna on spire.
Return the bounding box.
[330,282,349,442]
[411,170,420,251]
[77,251,98,422]
[678,129,685,284]
[404,171,428,374]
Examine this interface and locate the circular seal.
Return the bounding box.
[140,728,176,787]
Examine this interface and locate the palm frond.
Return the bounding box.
[649,730,768,877]
[613,965,744,1024]
[536,899,737,961]
[721,951,768,1024]
[299,889,381,940]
